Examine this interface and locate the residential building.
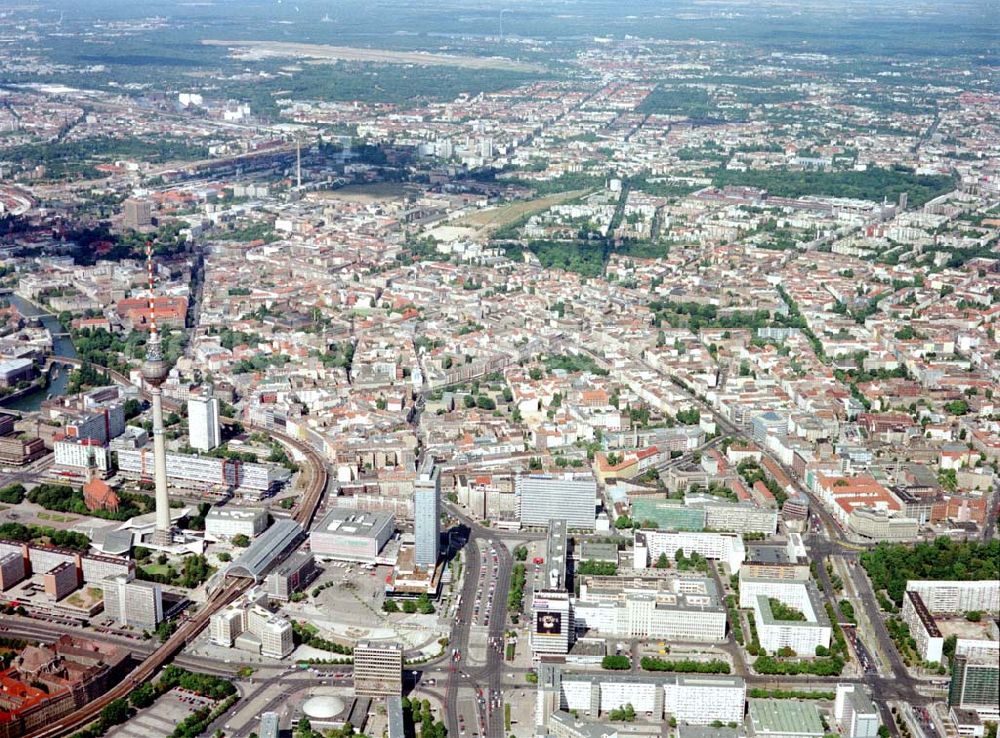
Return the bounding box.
[53,437,112,477]
[536,664,745,726]
[901,590,944,663]
[905,580,1000,615]
[101,575,163,630]
[116,447,279,497]
[188,394,221,451]
[834,684,880,738]
[741,577,831,654]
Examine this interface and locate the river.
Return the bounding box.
[3,293,78,412]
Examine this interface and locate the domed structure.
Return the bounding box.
[302,695,346,721]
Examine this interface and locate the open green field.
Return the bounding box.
[457,189,593,233]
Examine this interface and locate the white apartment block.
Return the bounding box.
[955,638,1000,662]
[634,530,746,573]
[664,676,746,725]
[247,605,294,659]
[188,395,221,451]
[102,574,163,630]
[901,590,944,663]
[205,507,268,539]
[540,666,745,726]
[742,577,831,655]
[116,447,276,496]
[54,437,111,473]
[905,580,1000,615]
[211,606,246,647]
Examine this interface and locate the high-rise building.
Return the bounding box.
[188,393,221,451]
[413,459,439,569]
[141,243,173,546]
[247,605,294,659]
[834,684,880,738]
[101,574,163,630]
[515,475,596,530]
[353,640,403,696]
[123,199,152,229]
[949,655,1000,721]
[531,520,573,657]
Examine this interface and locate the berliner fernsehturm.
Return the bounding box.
[142,242,172,545]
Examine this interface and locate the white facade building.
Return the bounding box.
[102,574,163,630]
[188,395,221,451]
[634,530,746,573]
[573,576,726,642]
[54,437,112,474]
[905,580,1000,615]
[742,576,832,655]
[205,507,268,539]
[309,508,395,563]
[516,474,597,530]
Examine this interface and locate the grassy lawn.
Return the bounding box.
[142,564,172,577]
[457,189,593,232]
[37,512,76,523]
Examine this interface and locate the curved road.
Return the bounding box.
[24,357,329,738]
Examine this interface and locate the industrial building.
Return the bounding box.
[516,474,597,530]
[309,509,395,563]
[748,698,824,738]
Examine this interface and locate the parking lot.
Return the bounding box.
[106,689,211,738]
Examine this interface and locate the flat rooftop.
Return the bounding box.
[316,508,394,537]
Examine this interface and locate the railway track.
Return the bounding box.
[24,358,329,738]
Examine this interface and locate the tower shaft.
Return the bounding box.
[151,387,171,543]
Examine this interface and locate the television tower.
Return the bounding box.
[142,242,172,545]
